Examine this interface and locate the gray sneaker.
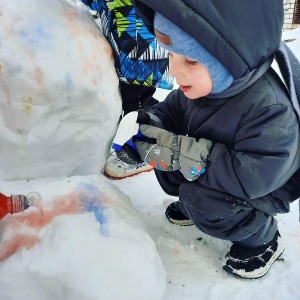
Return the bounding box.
[104,151,153,179]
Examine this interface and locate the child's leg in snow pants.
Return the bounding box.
[154,170,290,247]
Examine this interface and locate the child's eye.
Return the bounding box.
[186,59,198,66]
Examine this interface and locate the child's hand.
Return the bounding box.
[134,125,213,181]
[134,125,181,172]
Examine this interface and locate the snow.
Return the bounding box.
[0,176,165,300]
[115,172,300,300]
[283,28,300,58]
[0,0,121,180]
[0,2,300,299]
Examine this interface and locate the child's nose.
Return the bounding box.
[169,58,181,78]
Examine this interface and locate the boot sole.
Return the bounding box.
[103,166,153,179]
[166,215,194,226]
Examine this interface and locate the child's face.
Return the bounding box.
[169,52,213,99]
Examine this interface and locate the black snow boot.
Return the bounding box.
[223,231,284,279]
[165,201,194,226]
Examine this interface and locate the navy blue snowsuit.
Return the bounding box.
[133,0,300,247]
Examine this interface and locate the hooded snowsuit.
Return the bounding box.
[133,0,300,247]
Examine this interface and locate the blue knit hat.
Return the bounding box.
[154,13,234,94]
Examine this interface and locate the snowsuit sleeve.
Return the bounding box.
[203,104,300,199]
[151,90,300,200]
[149,89,188,134]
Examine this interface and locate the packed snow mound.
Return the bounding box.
[0,0,121,180]
[0,175,166,300]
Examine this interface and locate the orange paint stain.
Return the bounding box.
[34,67,44,85]
[77,42,101,77]
[63,6,114,79]
[173,247,181,256]
[101,193,113,205]
[7,192,81,229]
[104,44,113,59]
[0,234,39,262]
[0,192,83,261]
[91,76,97,86]
[64,8,79,25]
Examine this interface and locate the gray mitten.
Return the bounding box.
[134,125,213,181]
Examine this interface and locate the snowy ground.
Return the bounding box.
[114,171,300,300]
[0,1,300,298]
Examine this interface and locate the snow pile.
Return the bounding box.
[0,175,166,300]
[116,172,300,300]
[0,1,165,299]
[0,0,121,180]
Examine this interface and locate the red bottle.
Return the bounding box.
[0,192,42,220]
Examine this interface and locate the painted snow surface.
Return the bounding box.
[0,0,121,180]
[0,176,166,300]
[0,3,300,299]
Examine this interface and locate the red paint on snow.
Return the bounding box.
[0,234,39,261]
[0,192,82,261]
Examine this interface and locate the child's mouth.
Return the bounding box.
[179,85,192,92]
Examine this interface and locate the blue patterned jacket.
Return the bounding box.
[82,0,173,90]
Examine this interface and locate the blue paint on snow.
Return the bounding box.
[78,182,109,236]
[65,73,74,92]
[85,203,105,225]
[18,20,53,50]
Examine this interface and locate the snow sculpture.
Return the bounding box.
[0,0,122,180]
[0,175,166,300]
